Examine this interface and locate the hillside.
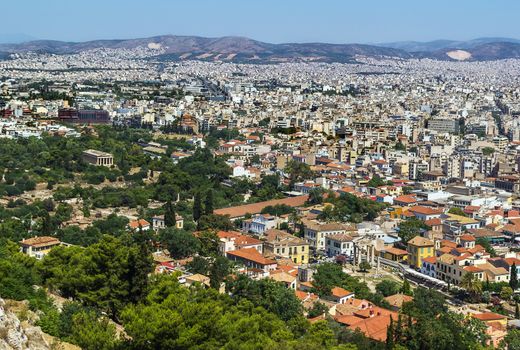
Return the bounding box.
[1,35,520,62]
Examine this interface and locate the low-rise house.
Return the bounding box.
[269,270,297,289]
[407,236,435,268]
[19,236,61,259]
[242,214,279,235]
[407,206,443,221]
[152,214,184,230]
[330,287,355,304]
[226,247,277,273]
[217,230,263,255]
[393,194,418,207]
[325,233,354,258]
[459,234,476,248]
[380,247,408,263]
[128,219,151,231]
[263,229,309,264]
[185,273,211,288]
[471,312,507,348]
[303,219,352,251]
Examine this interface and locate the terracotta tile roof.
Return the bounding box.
[269,270,296,284]
[464,205,481,213]
[437,246,453,254]
[335,298,370,315]
[19,236,60,248]
[295,290,319,301]
[227,248,277,266]
[468,228,503,238]
[504,258,520,266]
[425,218,442,226]
[384,247,408,256]
[422,256,437,264]
[332,287,354,298]
[394,195,417,204]
[384,294,413,308]
[407,236,434,247]
[264,229,308,246]
[440,240,458,248]
[502,223,520,233]
[128,219,150,229]
[460,234,476,241]
[347,310,398,342]
[507,210,520,218]
[335,314,363,326]
[214,195,308,218]
[409,206,443,216]
[327,233,354,242]
[464,265,483,273]
[217,230,263,247]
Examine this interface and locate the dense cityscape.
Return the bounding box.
[3,2,520,350]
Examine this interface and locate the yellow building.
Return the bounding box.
[388,206,405,220]
[264,229,309,264]
[407,236,435,268]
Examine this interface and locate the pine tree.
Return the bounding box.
[164,201,176,228]
[204,190,214,215]
[510,263,518,290]
[193,192,203,221]
[385,315,394,350]
[127,241,153,303]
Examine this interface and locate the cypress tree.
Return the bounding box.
[193,192,203,221]
[164,201,176,228]
[204,190,214,215]
[511,263,518,290]
[395,313,403,343]
[401,278,411,295]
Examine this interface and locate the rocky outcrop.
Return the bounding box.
[0,298,50,350]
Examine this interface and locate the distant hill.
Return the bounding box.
[1,35,520,63]
[378,37,520,52]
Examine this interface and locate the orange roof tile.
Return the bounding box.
[227,248,276,266]
[332,287,354,298]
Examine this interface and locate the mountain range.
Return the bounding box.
[2,35,520,63]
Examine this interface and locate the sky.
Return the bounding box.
[2,0,520,44]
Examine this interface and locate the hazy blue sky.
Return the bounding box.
[3,0,520,43]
